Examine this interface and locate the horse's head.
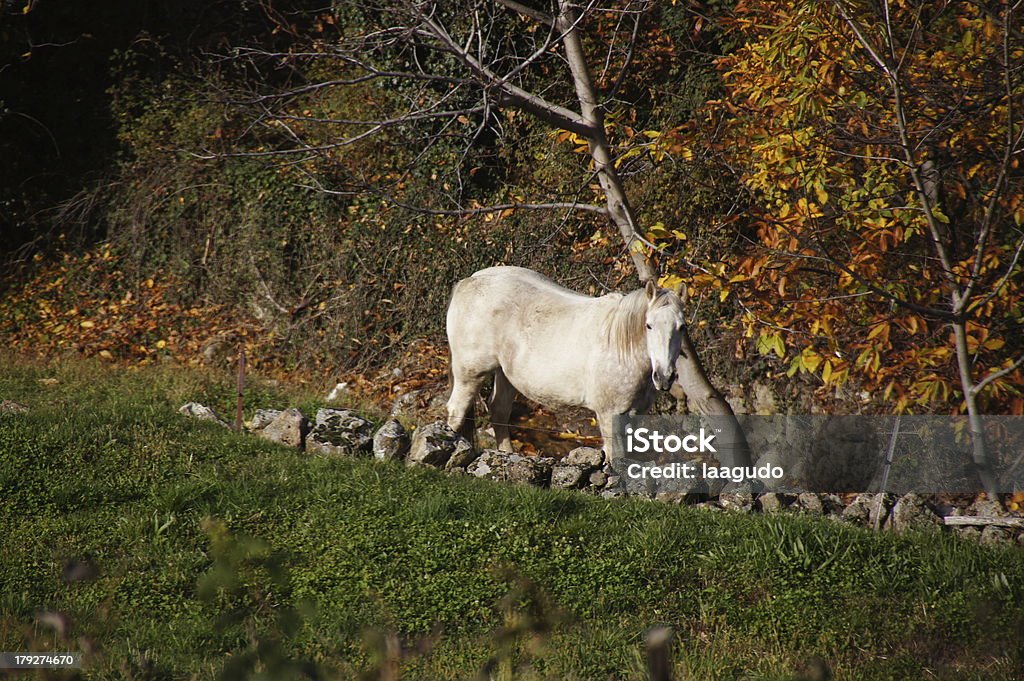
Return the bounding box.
[643,280,686,391]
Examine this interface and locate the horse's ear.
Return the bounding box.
[645,279,657,300]
[670,278,686,301]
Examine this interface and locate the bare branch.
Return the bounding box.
[970,354,1024,397]
[494,0,554,26]
[412,6,596,138]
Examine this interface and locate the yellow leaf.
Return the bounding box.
[772,334,786,358]
[80,320,95,329]
[815,185,828,205]
[867,322,890,340]
[801,347,822,372]
[658,274,685,292]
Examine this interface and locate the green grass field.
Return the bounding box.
[1,355,1022,680]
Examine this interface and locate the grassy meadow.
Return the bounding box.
[0,355,1022,680]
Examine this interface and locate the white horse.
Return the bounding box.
[446,266,686,465]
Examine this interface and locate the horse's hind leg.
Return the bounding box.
[447,367,486,441]
[489,369,515,452]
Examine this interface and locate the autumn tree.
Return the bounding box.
[687,0,1024,493]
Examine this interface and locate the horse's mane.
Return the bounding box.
[605,287,675,359]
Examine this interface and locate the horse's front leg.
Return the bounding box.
[596,413,621,472]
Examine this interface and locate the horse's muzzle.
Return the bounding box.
[653,370,677,392]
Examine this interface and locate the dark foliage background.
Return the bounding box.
[0,1,733,375]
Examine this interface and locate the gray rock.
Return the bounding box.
[373,419,411,461]
[509,456,553,486]
[408,422,468,468]
[722,480,765,495]
[473,426,498,451]
[588,469,609,488]
[719,493,755,512]
[551,463,589,489]
[0,399,29,415]
[616,467,656,498]
[654,477,708,504]
[890,493,941,532]
[467,450,550,486]
[980,525,1014,547]
[955,525,982,541]
[655,479,709,505]
[444,439,478,470]
[178,402,230,429]
[842,493,896,528]
[841,494,871,526]
[720,477,761,509]
[258,408,309,448]
[307,408,373,455]
[795,493,824,515]
[757,492,789,513]
[466,449,506,478]
[821,494,845,517]
[565,446,605,469]
[968,499,1008,517]
[247,408,282,431]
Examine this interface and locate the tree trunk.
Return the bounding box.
[556,0,750,466]
[952,320,999,497]
[557,1,652,282]
[674,327,752,466]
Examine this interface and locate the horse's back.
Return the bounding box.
[449,267,600,334]
[447,266,614,405]
[460,266,588,303]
